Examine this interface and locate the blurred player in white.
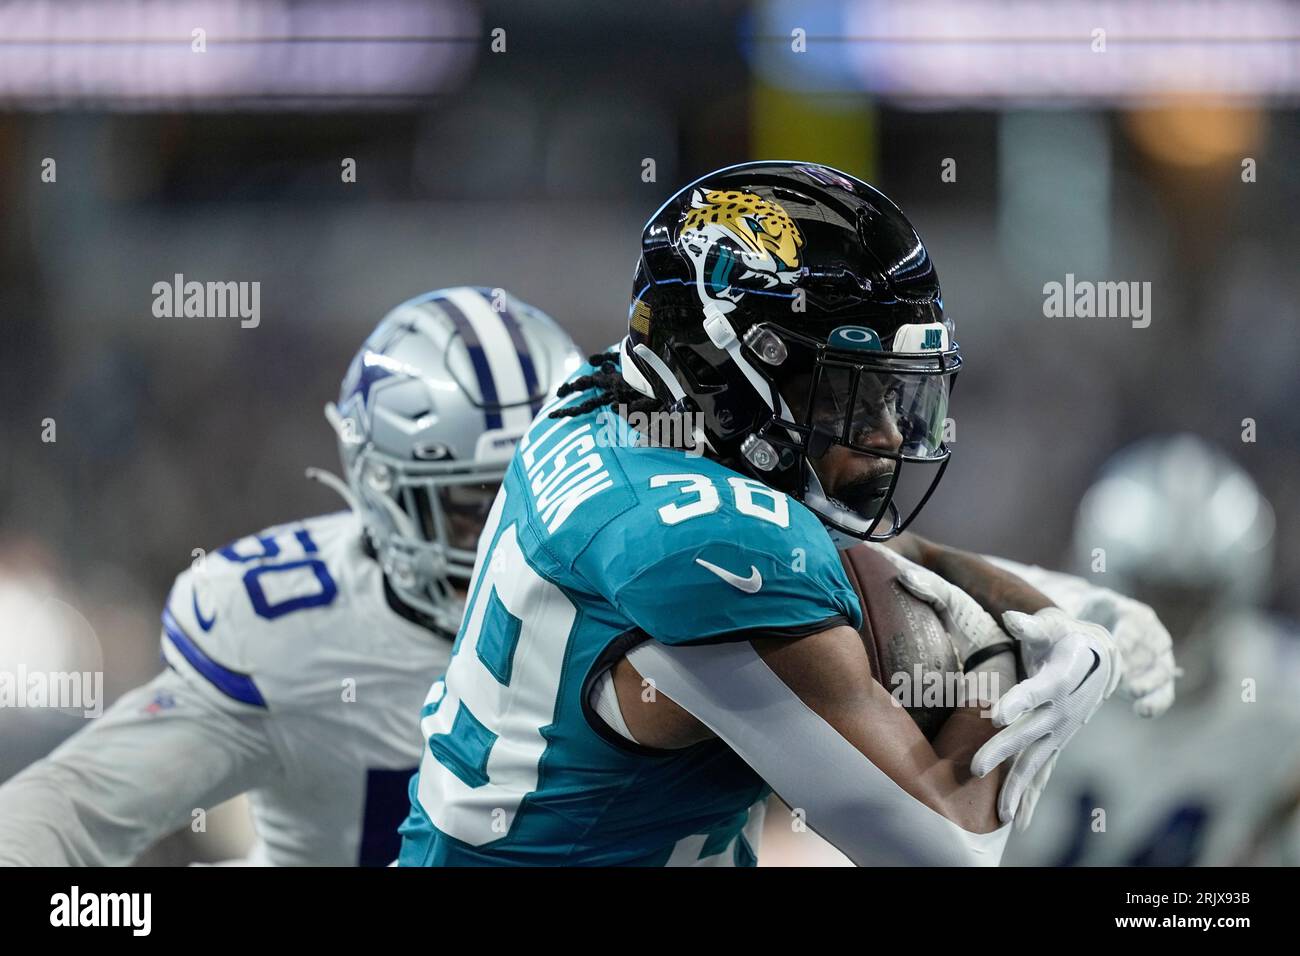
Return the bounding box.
[0,287,580,866]
[1001,434,1300,865]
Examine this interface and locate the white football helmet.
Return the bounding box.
[1072,434,1275,611]
[315,287,581,632]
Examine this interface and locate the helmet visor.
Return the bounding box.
[432,482,500,553]
[745,323,959,540]
[798,361,951,462]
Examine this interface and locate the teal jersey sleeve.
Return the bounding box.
[575,466,862,646]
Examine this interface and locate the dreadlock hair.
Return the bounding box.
[549,350,668,420]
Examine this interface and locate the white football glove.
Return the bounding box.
[971,607,1122,831]
[869,544,1009,664]
[982,556,1177,719]
[1075,590,1177,718]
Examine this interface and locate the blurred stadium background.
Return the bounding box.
[0,0,1297,863]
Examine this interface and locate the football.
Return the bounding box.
[839,545,961,740]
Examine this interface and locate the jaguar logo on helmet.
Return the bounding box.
[676,188,804,316]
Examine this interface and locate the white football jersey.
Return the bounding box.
[0,512,451,866]
[1004,614,1300,866]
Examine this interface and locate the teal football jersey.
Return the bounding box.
[398,361,862,866]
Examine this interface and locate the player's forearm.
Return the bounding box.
[925,710,1007,834]
[0,671,273,866]
[890,533,1055,619]
[0,761,142,866]
[909,648,1015,834]
[980,555,1099,619]
[753,624,1014,841]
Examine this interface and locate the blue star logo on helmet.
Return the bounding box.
[828,326,883,351]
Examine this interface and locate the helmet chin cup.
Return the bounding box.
[800,459,915,542]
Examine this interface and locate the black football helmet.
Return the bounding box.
[620,160,960,542]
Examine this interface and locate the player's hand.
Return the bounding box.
[870,544,1005,663]
[971,607,1121,831]
[1076,590,1177,718]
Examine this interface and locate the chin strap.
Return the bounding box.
[631,340,687,403]
[305,459,421,548]
[309,461,462,636]
[619,337,658,398]
[620,337,714,455]
[701,308,799,429]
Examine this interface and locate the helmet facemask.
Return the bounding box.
[731,322,960,542]
[342,433,504,633]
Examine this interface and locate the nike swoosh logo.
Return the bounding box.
[193,587,217,632]
[1070,649,1101,694]
[694,558,762,594]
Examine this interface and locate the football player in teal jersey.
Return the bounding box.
[397,162,1168,866]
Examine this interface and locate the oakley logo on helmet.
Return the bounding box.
[828,326,883,352]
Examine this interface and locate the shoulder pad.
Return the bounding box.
[162,514,361,709]
[577,461,861,645]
